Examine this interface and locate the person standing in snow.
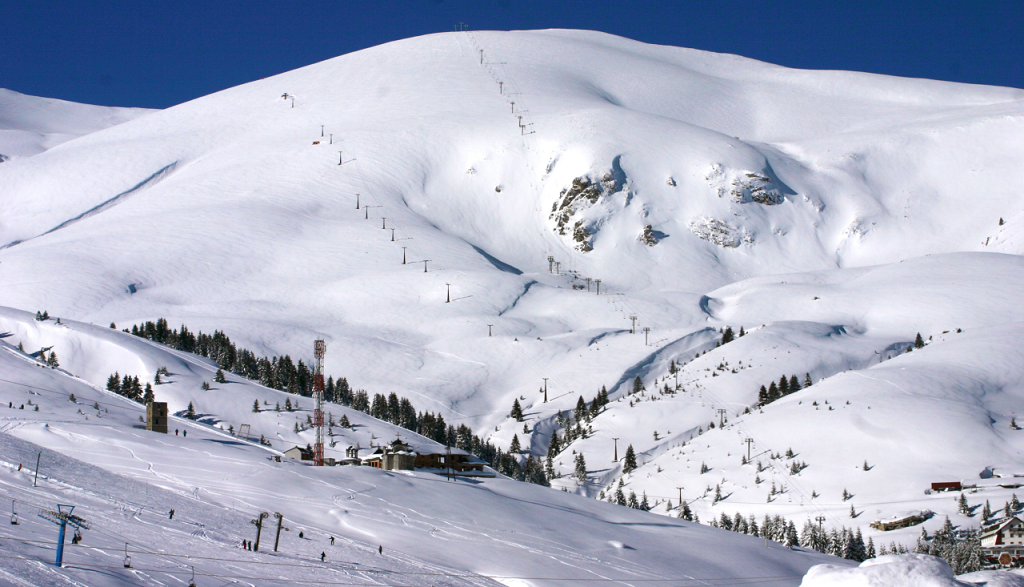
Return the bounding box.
[169,509,175,519]
[182,429,187,438]
[378,545,382,555]
[320,551,326,562]
[175,429,179,436]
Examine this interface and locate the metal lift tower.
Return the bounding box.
[313,339,326,466]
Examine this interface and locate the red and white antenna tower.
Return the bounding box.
[312,339,326,466]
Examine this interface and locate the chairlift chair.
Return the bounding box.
[123,542,131,568]
[10,500,18,525]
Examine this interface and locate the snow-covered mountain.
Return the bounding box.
[0,88,151,160]
[2,28,1024,581]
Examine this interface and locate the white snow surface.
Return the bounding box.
[0,314,837,587]
[801,555,1024,587]
[2,28,1024,582]
[0,88,151,159]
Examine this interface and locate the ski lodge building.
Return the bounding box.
[282,437,492,476]
[980,516,1024,561]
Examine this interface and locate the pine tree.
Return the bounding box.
[721,327,734,344]
[680,501,693,521]
[623,444,638,473]
[509,434,521,453]
[615,488,626,506]
[804,373,813,388]
[914,333,925,349]
[201,381,210,390]
[628,491,639,509]
[867,537,876,559]
[69,393,76,402]
[47,351,59,367]
[713,484,722,503]
[982,500,992,523]
[958,493,970,515]
[1012,494,1021,512]
[850,505,857,518]
[214,369,226,383]
[574,453,587,484]
[252,399,260,413]
[339,414,350,428]
[768,381,779,402]
[143,383,154,404]
[154,372,162,385]
[547,432,561,458]
[632,376,645,395]
[510,398,524,422]
[285,398,292,411]
[789,375,800,392]
[758,385,768,407]
[778,376,789,396]
[186,402,196,420]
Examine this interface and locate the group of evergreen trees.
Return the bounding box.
[914,518,984,574]
[126,319,549,487]
[601,479,652,510]
[106,372,154,404]
[757,373,812,407]
[708,511,876,561]
[543,388,610,479]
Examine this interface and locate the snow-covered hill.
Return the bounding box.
[2,28,1024,573]
[0,320,838,587]
[0,88,151,160]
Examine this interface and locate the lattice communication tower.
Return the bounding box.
[313,339,326,466]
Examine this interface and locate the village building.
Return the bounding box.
[981,517,1024,555]
[146,402,168,433]
[357,438,492,476]
[283,446,313,461]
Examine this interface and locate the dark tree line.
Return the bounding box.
[127,319,548,486]
[106,372,153,404]
[757,373,812,407]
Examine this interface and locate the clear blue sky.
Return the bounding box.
[3,1,1021,109]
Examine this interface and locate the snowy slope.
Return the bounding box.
[0,322,839,587]
[1,28,1023,563]
[0,88,151,160]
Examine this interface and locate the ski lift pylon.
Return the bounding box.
[123,542,131,568]
[10,500,18,525]
[189,565,196,587]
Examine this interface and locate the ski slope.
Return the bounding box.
[0,317,838,587]
[0,88,151,160]
[1,28,1024,574]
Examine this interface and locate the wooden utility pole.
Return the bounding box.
[381,217,387,229]
[744,438,754,461]
[391,228,396,241]
[542,378,548,403]
[612,438,620,461]
[423,260,431,273]
[487,324,493,337]
[321,125,324,137]
[402,247,407,264]
[355,193,360,209]
[273,512,287,552]
[338,151,344,165]
[677,487,684,506]
[251,512,268,552]
[446,283,451,303]
[329,133,333,144]
[34,452,40,487]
